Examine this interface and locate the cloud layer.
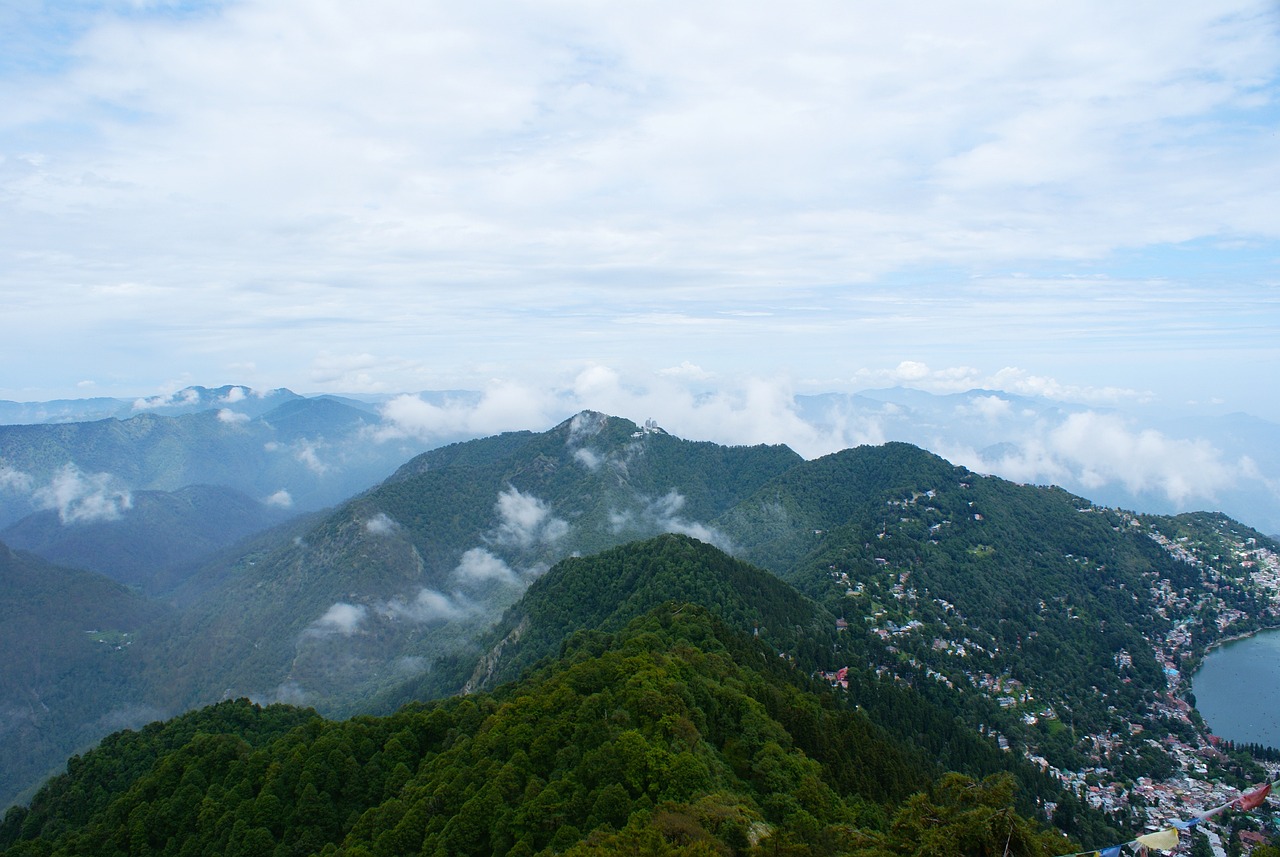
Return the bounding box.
[0,1,1276,414]
[372,365,1280,531]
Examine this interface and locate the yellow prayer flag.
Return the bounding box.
[1135,828,1179,851]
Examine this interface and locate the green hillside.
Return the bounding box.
[0,602,1075,857]
[1,485,292,592]
[0,544,172,810]
[145,414,802,717]
[449,533,836,696]
[716,444,1280,810]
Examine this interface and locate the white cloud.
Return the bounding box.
[132,394,168,411]
[310,352,388,391]
[265,489,293,508]
[378,381,556,442]
[310,602,367,636]
[942,410,1259,508]
[221,386,247,403]
[658,361,714,381]
[33,464,132,524]
[1046,412,1240,503]
[964,395,1012,423]
[451,547,518,585]
[217,407,249,424]
[609,489,732,550]
[0,464,33,493]
[493,487,569,548]
[294,441,329,474]
[573,448,602,471]
[986,367,1150,406]
[364,512,396,535]
[378,588,469,623]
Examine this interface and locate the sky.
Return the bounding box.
[2,0,1279,422]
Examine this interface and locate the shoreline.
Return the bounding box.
[1188,624,1280,751]
[1180,622,1280,683]
[1202,624,1280,656]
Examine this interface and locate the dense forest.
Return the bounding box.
[0,601,1078,857]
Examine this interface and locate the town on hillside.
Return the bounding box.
[816,492,1280,855]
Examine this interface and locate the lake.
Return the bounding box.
[1191,628,1280,749]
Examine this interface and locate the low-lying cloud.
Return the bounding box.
[0,463,33,493]
[378,588,470,624]
[33,464,132,524]
[943,411,1260,508]
[265,489,293,508]
[364,512,397,535]
[309,602,367,636]
[494,487,569,548]
[610,489,732,551]
[294,441,330,475]
[377,382,555,443]
[452,547,518,585]
[217,407,250,424]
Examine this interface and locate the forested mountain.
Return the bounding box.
[0,544,172,810]
[714,445,1280,774]
[0,554,1080,856]
[141,414,802,719]
[451,534,837,698]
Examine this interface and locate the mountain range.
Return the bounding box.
[6,383,1280,535]
[0,385,480,530]
[1,402,1278,854]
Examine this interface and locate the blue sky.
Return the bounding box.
[2,0,1278,422]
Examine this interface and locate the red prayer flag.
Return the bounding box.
[1236,783,1271,811]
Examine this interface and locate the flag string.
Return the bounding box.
[1053,779,1276,856]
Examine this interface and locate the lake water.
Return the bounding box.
[1191,628,1280,749]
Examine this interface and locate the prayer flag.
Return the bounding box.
[1135,828,1179,851]
[1236,784,1271,811]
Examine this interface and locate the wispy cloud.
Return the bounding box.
[364,512,397,535]
[33,464,132,524]
[217,407,249,424]
[0,464,33,493]
[308,602,368,636]
[264,489,293,508]
[377,588,471,624]
[451,547,518,586]
[609,489,732,551]
[493,487,569,549]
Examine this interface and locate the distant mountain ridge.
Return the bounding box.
[0,390,414,528]
[7,382,1280,532]
[1,485,293,593]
